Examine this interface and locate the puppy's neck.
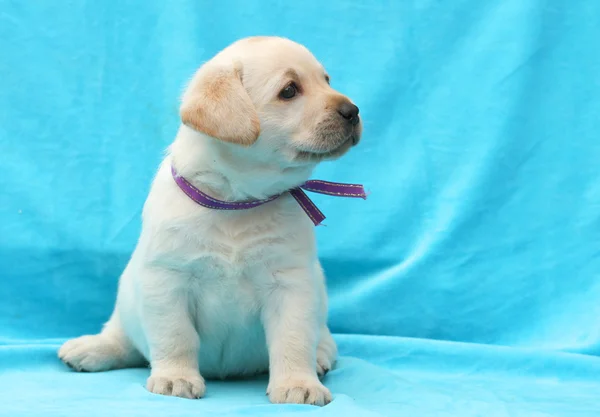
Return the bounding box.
[169,125,316,201]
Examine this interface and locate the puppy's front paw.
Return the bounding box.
[267,376,332,406]
[146,371,206,399]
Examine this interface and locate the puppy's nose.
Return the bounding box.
[337,102,360,126]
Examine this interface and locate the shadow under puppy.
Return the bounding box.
[59,36,362,406]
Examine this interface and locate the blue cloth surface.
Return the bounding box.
[1,0,600,416]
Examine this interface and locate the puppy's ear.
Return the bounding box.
[180,62,260,146]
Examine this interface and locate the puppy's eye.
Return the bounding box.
[325,75,330,84]
[279,83,298,100]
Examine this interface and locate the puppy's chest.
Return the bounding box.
[182,223,290,322]
[175,214,298,281]
[195,231,283,274]
[152,200,314,297]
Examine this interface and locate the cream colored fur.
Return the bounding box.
[58,36,361,406]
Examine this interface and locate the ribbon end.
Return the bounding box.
[313,215,326,226]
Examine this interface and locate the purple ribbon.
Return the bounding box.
[171,166,367,226]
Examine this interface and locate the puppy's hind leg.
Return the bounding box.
[314,263,337,378]
[59,311,145,372]
[317,326,337,378]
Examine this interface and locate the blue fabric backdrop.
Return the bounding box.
[2,0,600,415]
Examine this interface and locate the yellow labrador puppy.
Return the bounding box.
[59,36,362,406]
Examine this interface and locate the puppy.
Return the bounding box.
[59,36,361,406]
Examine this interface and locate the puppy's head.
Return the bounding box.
[180,37,362,164]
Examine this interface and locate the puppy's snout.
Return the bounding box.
[337,102,360,126]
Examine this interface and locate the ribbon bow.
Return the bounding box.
[171,166,367,226]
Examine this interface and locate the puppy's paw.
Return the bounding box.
[58,335,124,372]
[267,376,332,406]
[147,371,206,399]
[316,329,337,378]
[317,355,332,378]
